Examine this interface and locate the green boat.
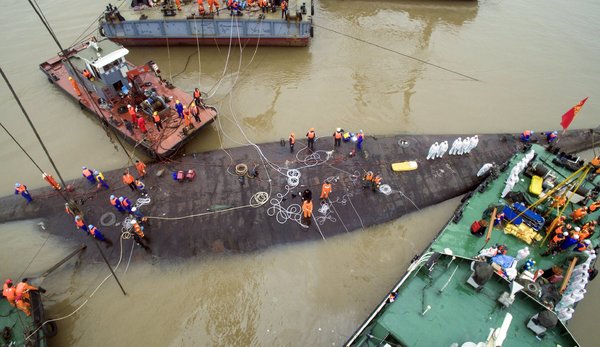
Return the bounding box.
[346,143,599,346]
[0,290,54,347]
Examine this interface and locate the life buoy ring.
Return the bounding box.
[42,321,58,338]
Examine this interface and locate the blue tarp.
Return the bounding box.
[491,254,515,269]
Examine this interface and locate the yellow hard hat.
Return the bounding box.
[176,100,180,103]
[153,111,158,115]
[68,76,73,80]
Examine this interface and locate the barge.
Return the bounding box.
[39,38,217,158]
[99,0,314,47]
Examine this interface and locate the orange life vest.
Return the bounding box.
[16,185,27,193]
[110,197,118,206]
[122,174,134,185]
[322,183,332,194]
[153,114,161,123]
[133,223,144,238]
[289,134,295,144]
[83,169,93,177]
[334,131,342,139]
[307,131,315,139]
[2,284,15,303]
[194,89,201,98]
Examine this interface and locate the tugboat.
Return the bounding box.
[39,37,217,158]
[346,143,599,346]
[99,0,314,47]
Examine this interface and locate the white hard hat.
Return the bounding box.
[131,219,137,224]
[574,234,580,240]
[131,207,137,212]
[336,128,341,132]
[584,240,591,245]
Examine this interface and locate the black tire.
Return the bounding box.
[42,321,58,338]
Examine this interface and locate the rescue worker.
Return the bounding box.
[127,104,138,125]
[82,69,94,81]
[570,206,588,221]
[94,170,109,189]
[88,224,112,246]
[300,188,312,203]
[320,180,332,200]
[184,107,193,129]
[137,115,147,134]
[130,219,145,238]
[135,178,147,195]
[371,174,382,192]
[193,87,203,106]
[302,199,313,220]
[260,0,267,13]
[281,0,287,18]
[135,160,147,177]
[75,215,88,233]
[119,196,133,213]
[122,171,136,191]
[110,194,125,212]
[289,132,295,153]
[356,130,364,152]
[175,0,182,10]
[333,128,342,148]
[42,172,61,190]
[362,171,373,188]
[520,130,533,142]
[306,128,316,150]
[124,119,134,136]
[65,202,74,216]
[198,0,206,14]
[175,100,184,119]
[575,239,592,252]
[68,76,81,96]
[230,0,241,15]
[14,183,32,203]
[190,103,201,123]
[589,200,600,212]
[153,111,163,131]
[560,233,580,251]
[82,166,95,184]
[15,279,40,317]
[544,131,558,143]
[2,279,16,307]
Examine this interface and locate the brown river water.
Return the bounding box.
[1,0,599,345]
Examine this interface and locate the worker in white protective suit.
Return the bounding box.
[449,137,461,155]
[437,141,449,158]
[467,135,479,153]
[459,137,470,155]
[427,142,440,160]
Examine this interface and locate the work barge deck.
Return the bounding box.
[0,130,596,262]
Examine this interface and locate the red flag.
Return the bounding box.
[560,97,589,130]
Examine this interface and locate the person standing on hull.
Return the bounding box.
[306,128,316,151]
[153,111,163,132]
[135,160,147,178]
[122,170,136,191]
[190,103,201,123]
[14,183,32,203]
[333,128,342,148]
[289,132,295,153]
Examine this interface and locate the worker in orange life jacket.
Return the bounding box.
[362,171,373,188]
[371,175,382,192]
[289,132,295,153]
[75,215,88,233]
[14,183,32,203]
[320,180,332,200]
[127,104,138,125]
[302,199,313,219]
[175,0,182,10]
[82,166,95,184]
[193,87,203,105]
[15,278,42,317]
[570,206,588,221]
[153,111,163,131]
[3,279,16,307]
[135,160,147,177]
[122,171,136,191]
[281,0,287,18]
[333,128,342,148]
[110,194,125,212]
[198,0,206,14]
[306,128,316,150]
[82,69,94,81]
[190,103,201,123]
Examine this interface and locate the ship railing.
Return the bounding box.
[344,251,437,346]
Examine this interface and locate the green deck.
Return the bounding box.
[348,144,596,346]
[0,298,46,347]
[354,256,577,347]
